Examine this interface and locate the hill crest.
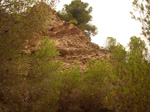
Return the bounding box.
[23,3,110,70]
[42,8,110,70]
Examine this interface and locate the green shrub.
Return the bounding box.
[107,36,150,112]
[69,19,78,24]
[0,37,61,112]
[80,60,114,112]
[57,65,82,112]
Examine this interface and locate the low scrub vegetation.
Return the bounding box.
[1,35,150,112]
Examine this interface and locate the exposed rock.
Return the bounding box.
[42,8,110,70]
[23,3,110,70]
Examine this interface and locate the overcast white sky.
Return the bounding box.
[56,0,142,47]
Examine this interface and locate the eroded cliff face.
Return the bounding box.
[22,3,110,70]
[42,9,110,70]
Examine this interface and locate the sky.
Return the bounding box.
[56,0,142,47]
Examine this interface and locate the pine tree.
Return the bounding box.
[57,0,97,40]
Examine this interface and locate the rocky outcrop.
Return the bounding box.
[3,2,110,70]
[43,9,110,70]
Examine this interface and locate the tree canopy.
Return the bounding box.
[128,36,148,57]
[131,0,150,43]
[104,37,117,51]
[57,0,98,40]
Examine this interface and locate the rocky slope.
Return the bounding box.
[42,9,110,70]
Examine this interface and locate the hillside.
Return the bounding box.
[1,2,150,112]
[42,9,110,70]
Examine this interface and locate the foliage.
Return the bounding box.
[1,0,150,112]
[104,37,117,51]
[0,0,59,13]
[0,37,61,112]
[130,0,150,42]
[0,1,61,111]
[57,61,114,112]
[110,43,127,64]
[56,36,150,112]
[56,38,150,111]
[128,36,148,58]
[80,60,114,112]
[57,65,82,112]
[57,0,98,40]
[105,36,150,112]
[26,37,61,112]
[69,19,78,25]
[0,2,53,65]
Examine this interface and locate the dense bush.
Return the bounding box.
[57,65,82,112]
[57,61,114,112]
[80,60,114,112]
[0,37,61,112]
[0,1,60,111]
[105,36,150,112]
